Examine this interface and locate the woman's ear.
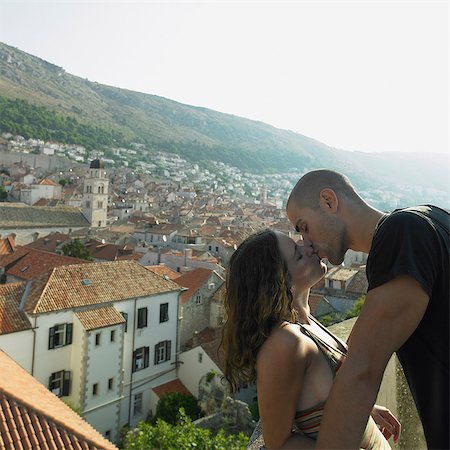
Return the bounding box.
[319,188,338,213]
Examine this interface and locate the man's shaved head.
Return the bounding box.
[287,169,360,210]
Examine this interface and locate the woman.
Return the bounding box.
[221,230,400,449]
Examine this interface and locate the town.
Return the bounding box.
[0,134,372,448]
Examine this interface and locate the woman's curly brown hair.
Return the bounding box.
[220,229,297,393]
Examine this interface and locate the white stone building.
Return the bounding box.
[0,260,182,444]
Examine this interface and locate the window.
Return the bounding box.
[97,201,103,209]
[133,393,143,416]
[215,246,219,252]
[159,303,169,323]
[195,294,202,305]
[108,377,114,391]
[208,245,212,251]
[95,333,101,346]
[154,341,171,364]
[48,323,73,349]
[49,370,71,397]
[92,383,98,396]
[133,346,149,372]
[105,430,111,440]
[198,352,203,363]
[137,307,148,328]
[110,330,115,342]
[86,201,90,208]
[98,221,102,227]
[121,312,128,332]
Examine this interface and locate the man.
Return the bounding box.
[287,169,449,449]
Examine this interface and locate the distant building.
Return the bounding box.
[83,159,108,228]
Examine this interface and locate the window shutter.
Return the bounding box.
[65,323,73,345]
[48,375,53,389]
[121,312,128,332]
[62,371,71,396]
[154,344,158,365]
[48,326,55,349]
[138,308,148,328]
[144,347,149,368]
[159,305,163,323]
[132,350,137,373]
[166,340,171,361]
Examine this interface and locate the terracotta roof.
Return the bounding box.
[75,306,126,331]
[25,232,70,253]
[145,264,182,280]
[152,379,192,398]
[0,235,15,256]
[0,282,31,335]
[24,260,182,315]
[0,247,88,281]
[0,350,117,450]
[85,240,140,262]
[0,203,90,229]
[38,178,59,186]
[174,268,214,304]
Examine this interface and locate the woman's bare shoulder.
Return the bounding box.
[257,322,314,369]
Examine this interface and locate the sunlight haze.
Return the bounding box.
[0,0,448,154]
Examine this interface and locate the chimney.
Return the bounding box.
[192,330,199,348]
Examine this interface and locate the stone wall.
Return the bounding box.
[329,318,426,450]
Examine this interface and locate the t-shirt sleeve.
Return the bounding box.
[367,212,439,297]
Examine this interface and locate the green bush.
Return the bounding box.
[154,393,202,425]
[123,408,248,450]
[345,295,366,319]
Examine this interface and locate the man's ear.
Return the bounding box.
[319,188,338,213]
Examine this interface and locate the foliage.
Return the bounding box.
[61,238,93,261]
[248,398,259,421]
[0,96,128,150]
[345,295,366,319]
[58,178,69,187]
[0,185,7,201]
[62,399,81,415]
[206,369,217,383]
[154,393,202,425]
[123,408,248,450]
[317,312,345,327]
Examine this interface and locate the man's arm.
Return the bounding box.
[316,274,429,449]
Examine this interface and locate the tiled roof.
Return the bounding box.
[0,235,15,256]
[0,203,90,229]
[38,178,59,186]
[0,247,88,281]
[24,260,182,315]
[85,240,139,262]
[202,337,225,373]
[0,350,117,450]
[145,264,182,280]
[0,282,31,335]
[25,232,70,253]
[75,306,126,331]
[174,268,214,304]
[347,269,368,295]
[325,266,359,282]
[152,379,192,398]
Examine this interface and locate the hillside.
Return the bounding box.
[0,41,448,201]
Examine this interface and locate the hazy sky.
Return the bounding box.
[0,1,448,154]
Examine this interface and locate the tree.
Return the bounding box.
[61,239,92,260]
[0,186,7,201]
[122,408,248,450]
[154,392,201,425]
[345,295,366,319]
[59,178,69,187]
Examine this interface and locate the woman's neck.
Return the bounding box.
[293,288,311,324]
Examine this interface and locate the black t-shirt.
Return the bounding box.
[366,205,449,450]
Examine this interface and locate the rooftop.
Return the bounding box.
[0,350,117,450]
[23,260,182,315]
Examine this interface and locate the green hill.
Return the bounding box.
[0,41,447,205]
